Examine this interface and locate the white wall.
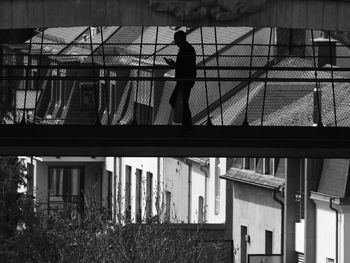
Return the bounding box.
[232,183,282,263]
[121,157,159,222]
[315,202,336,263]
[190,162,206,223]
[163,158,189,223]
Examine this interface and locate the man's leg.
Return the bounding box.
[182,85,192,127]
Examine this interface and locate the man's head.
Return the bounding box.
[174,30,186,47]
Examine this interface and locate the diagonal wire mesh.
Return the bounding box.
[0,27,350,127]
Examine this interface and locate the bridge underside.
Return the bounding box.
[1,126,350,157]
[1,0,350,31]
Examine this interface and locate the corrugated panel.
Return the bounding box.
[318,159,349,197]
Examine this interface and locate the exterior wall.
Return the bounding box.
[340,205,350,263]
[30,156,210,226]
[295,220,304,254]
[121,157,159,222]
[163,158,189,223]
[34,158,104,212]
[232,183,282,263]
[315,202,336,263]
[190,162,206,223]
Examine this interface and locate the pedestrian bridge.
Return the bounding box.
[1,26,350,157]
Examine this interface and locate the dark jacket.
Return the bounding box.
[175,41,196,81]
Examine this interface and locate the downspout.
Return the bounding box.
[200,163,209,223]
[113,157,117,223]
[185,159,192,223]
[330,197,338,263]
[156,157,161,217]
[273,186,284,255]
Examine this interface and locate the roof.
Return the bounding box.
[318,159,350,197]
[202,57,350,126]
[29,27,88,55]
[221,166,285,189]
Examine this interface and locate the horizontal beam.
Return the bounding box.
[0,125,350,157]
[0,0,350,31]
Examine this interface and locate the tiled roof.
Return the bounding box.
[60,26,120,58]
[255,63,350,126]
[202,57,350,126]
[318,159,350,197]
[29,27,88,55]
[222,167,285,189]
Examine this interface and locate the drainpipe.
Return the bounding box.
[156,157,161,217]
[113,157,117,223]
[200,163,209,223]
[185,159,192,223]
[329,197,338,263]
[273,186,284,255]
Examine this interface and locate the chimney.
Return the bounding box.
[313,86,323,127]
[313,36,337,68]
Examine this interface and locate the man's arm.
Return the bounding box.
[163,57,176,67]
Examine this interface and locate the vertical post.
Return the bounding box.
[89,26,101,126]
[100,26,110,125]
[284,158,298,263]
[225,181,233,240]
[213,27,224,126]
[304,159,322,263]
[328,32,337,127]
[132,26,144,125]
[148,26,158,125]
[261,28,273,127]
[21,36,32,124]
[200,26,212,126]
[242,27,255,126]
[311,30,323,128]
[34,28,45,124]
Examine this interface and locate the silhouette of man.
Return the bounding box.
[164,30,196,127]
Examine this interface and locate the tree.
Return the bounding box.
[0,157,27,238]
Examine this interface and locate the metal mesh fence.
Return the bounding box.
[0,27,350,126]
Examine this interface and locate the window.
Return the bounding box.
[99,82,106,111]
[48,167,84,215]
[107,171,112,218]
[134,102,153,125]
[241,226,248,263]
[243,158,255,170]
[125,166,131,222]
[135,169,142,223]
[265,230,273,254]
[109,82,116,114]
[326,258,334,263]
[165,191,171,222]
[256,158,263,174]
[198,196,204,223]
[31,68,38,90]
[146,172,153,221]
[230,158,243,169]
[80,83,95,109]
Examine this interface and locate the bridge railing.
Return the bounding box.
[1,27,350,127]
